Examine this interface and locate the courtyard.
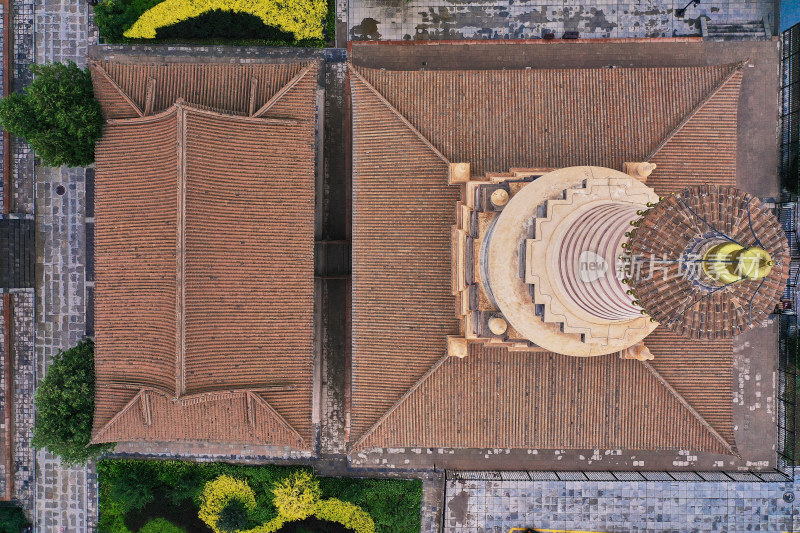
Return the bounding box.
[0,0,797,532]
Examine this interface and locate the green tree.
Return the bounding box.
[216,499,250,533]
[32,339,114,464]
[108,460,157,513]
[0,61,103,167]
[139,518,186,533]
[0,505,29,533]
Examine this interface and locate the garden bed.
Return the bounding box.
[98,460,422,533]
[93,0,335,46]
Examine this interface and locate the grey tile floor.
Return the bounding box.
[348,0,776,41]
[444,475,799,532]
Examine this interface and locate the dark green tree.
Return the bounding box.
[0,62,103,167]
[138,518,186,533]
[108,460,157,513]
[217,499,251,533]
[0,505,29,533]
[32,339,113,464]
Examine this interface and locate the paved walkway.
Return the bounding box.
[349,0,775,41]
[29,0,98,531]
[444,474,799,532]
[33,164,96,533]
[3,0,38,521]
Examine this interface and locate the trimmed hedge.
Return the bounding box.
[154,11,294,40]
[98,460,422,533]
[122,0,325,40]
[271,471,320,521]
[94,0,335,46]
[313,499,375,533]
[198,476,257,533]
[200,474,375,533]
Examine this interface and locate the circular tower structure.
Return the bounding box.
[476,167,788,356]
[625,185,789,339]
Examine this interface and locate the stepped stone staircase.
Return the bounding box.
[0,214,34,290]
[701,17,772,41]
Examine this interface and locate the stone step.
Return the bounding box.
[705,32,767,41]
[0,215,35,290]
[708,23,763,31]
[704,19,768,41]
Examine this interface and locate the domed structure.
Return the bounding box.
[481,166,658,356]
[451,166,788,357]
[625,185,789,339]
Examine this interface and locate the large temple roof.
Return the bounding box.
[349,60,747,456]
[90,60,319,449]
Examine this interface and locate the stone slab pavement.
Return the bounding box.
[349,0,776,41]
[34,163,95,533]
[12,292,36,515]
[31,0,98,529]
[444,473,800,532]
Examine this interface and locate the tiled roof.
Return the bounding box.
[645,328,734,445]
[91,61,318,448]
[350,62,748,454]
[645,69,744,195]
[350,69,460,443]
[90,61,310,119]
[628,185,789,339]
[92,389,305,447]
[356,343,732,454]
[354,63,739,177]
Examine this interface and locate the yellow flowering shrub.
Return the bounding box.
[313,499,376,533]
[198,475,257,533]
[271,470,321,521]
[123,0,326,39]
[197,473,376,533]
[245,516,285,533]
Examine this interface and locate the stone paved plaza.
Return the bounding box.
[444,475,800,532]
[349,0,776,41]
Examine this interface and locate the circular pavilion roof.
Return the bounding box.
[483,166,658,356]
[627,185,789,339]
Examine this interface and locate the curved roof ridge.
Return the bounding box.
[106,101,178,125]
[107,100,301,126]
[90,389,143,444]
[177,99,305,124]
[349,64,450,165]
[641,360,737,455]
[645,61,746,161]
[103,381,298,401]
[90,61,144,117]
[248,392,306,448]
[252,61,317,118]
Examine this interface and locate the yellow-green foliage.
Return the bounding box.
[123,0,325,39]
[244,516,286,533]
[197,473,376,533]
[313,499,376,533]
[198,475,257,533]
[271,470,321,521]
